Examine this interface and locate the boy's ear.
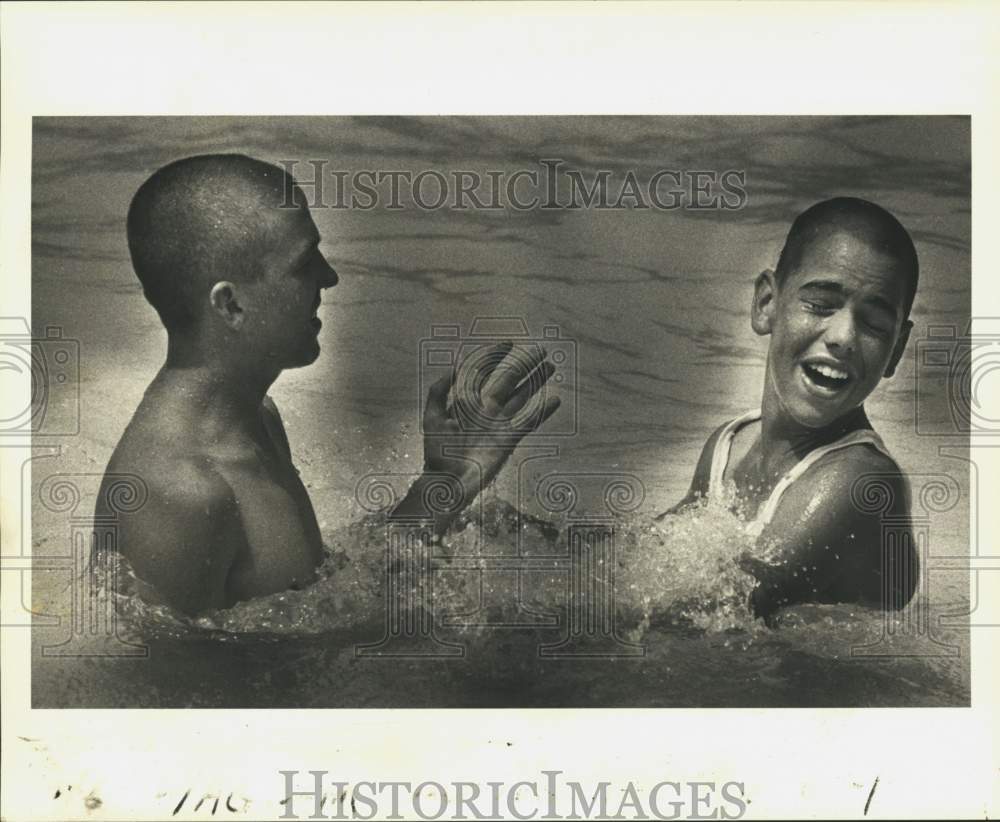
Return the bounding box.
[884,319,913,378]
[751,268,777,336]
[209,281,245,330]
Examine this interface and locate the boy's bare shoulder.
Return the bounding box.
[801,440,908,515]
[100,418,245,613]
[755,440,915,612]
[108,409,226,492]
[763,439,911,584]
[105,414,240,525]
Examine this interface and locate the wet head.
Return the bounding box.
[752,197,918,430]
[126,154,338,373]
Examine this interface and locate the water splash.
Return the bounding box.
[615,495,764,638]
[106,519,385,641]
[76,490,969,707]
[103,487,774,645]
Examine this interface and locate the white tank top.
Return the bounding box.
[709,408,892,536]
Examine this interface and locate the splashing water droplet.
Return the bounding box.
[99,489,773,646]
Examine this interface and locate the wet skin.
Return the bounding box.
[660,230,918,618]
[98,204,338,614]
[98,196,559,616]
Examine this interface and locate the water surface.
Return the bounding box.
[29,116,971,707]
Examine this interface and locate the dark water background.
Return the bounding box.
[28,116,971,707]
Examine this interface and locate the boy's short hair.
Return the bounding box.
[126,154,291,332]
[774,197,920,319]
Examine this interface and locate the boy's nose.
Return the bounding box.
[320,259,338,289]
[823,308,857,354]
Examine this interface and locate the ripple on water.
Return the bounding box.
[90,493,967,707]
[105,492,769,641]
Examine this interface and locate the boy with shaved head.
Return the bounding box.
[661,197,920,620]
[98,154,558,616]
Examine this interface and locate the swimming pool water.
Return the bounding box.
[28,115,971,707]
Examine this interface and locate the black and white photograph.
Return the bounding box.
[28,115,971,708]
[3,4,997,821]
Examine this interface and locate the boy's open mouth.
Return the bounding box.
[800,361,851,393]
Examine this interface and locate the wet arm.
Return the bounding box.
[118,466,244,616]
[748,463,917,618]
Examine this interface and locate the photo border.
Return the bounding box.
[2,2,997,819]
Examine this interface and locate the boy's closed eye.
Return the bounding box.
[802,298,837,315]
[798,283,842,312]
[799,284,897,339]
[858,306,896,338]
[802,299,895,339]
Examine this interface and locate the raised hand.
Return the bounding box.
[391,341,561,531]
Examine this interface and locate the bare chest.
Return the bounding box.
[722,424,785,518]
[214,445,325,599]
